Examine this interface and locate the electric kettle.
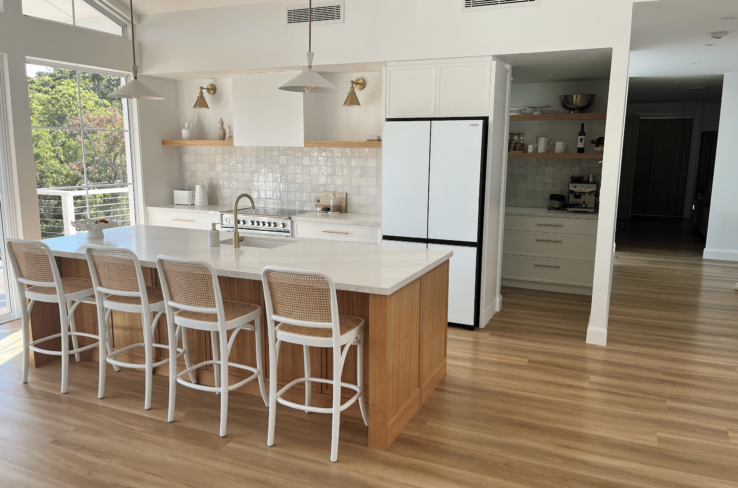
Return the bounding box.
[194,184,209,206]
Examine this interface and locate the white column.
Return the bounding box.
[703,73,738,261]
[585,45,633,347]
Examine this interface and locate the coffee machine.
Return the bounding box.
[567,180,598,213]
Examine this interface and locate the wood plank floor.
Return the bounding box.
[0,231,737,487]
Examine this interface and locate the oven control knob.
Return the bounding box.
[249,220,254,226]
[280,223,285,228]
[267,222,273,227]
[225,218,231,224]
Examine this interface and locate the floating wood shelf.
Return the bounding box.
[304,141,382,148]
[508,152,603,160]
[510,113,607,121]
[162,140,234,147]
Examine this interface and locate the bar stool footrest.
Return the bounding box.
[105,343,184,369]
[276,377,362,414]
[29,332,101,356]
[175,359,260,393]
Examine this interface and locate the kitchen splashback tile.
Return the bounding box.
[181,146,382,214]
[505,158,602,209]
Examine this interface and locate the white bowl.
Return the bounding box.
[71,218,117,239]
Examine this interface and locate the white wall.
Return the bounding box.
[704,73,738,261]
[177,78,233,140]
[626,102,709,217]
[303,71,383,141]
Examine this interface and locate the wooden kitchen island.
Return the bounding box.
[32,225,451,450]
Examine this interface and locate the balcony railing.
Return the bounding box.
[37,186,135,239]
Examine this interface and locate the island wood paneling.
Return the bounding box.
[419,260,448,405]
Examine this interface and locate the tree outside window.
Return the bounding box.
[28,63,136,239]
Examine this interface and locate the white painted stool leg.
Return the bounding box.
[330,346,343,463]
[67,302,82,363]
[167,320,178,423]
[219,330,229,437]
[303,345,312,413]
[211,331,221,395]
[267,331,279,447]
[21,298,31,384]
[97,298,108,399]
[254,317,268,407]
[180,326,197,384]
[105,309,120,372]
[59,305,70,394]
[142,312,154,410]
[357,334,368,426]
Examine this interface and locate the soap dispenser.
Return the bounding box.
[330,192,339,213]
[208,223,220,247]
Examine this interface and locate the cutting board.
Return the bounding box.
[315,192,346,212]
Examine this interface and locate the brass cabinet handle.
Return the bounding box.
[536,239,563,243]
[537,223,564,227]
[323,230,349,235]
[173,219,195,223]
[534,264,561,269]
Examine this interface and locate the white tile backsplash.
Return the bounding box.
[505,158,603,209]
[181,146,382,214]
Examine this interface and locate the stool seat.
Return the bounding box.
[277,314,362,339]
[176,300,260,324]
[27,277,93,296]
[106,286,164,305]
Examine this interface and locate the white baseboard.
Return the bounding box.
[586,326,607,346]
[480,294,502,328]
[501,279,592,296]
[703,248,738,262]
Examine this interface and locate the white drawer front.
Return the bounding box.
[505,215,597,236]
[504,231,596,260]
[502,255,594,287]
[294,221,380,244]
[148,209,220,230]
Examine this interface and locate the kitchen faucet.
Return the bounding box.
[232,193,255,248]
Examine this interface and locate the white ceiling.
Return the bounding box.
[131,0,275,16]
[629,0,738,78]
[496,49,612,85]
[628,75,724,104]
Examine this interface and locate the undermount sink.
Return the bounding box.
[219,236,295,249]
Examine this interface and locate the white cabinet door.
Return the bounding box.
[148,209,220,230]
[232,72,304,147]
[385,65,436,118]
[382,121,431,239]
[436,61,491,117]
[381,240,427,249]
[429,244,477,327]
[428,120,484,243]
[294,221,381,244]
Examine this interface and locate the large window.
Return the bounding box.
[22,0,125,36]
[28,62,136,239]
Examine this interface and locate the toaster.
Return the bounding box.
[173,189,194,206]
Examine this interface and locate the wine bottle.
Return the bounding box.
[577,123,586,153]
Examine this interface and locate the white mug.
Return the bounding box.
[554,142,571,153]
[537,137,553,153]
[527,144,538,153]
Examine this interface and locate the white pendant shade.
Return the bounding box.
[109,77,164,100]
[279,67,337,93]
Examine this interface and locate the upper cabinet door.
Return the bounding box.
[436,61,491,117]
[232,72,305,147]
[382,121,431,239]
[385,65,437,118]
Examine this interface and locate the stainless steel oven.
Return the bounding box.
[219,208,299,237]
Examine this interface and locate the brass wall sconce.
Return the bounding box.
[194,84,217,109]
[343,78,366,106]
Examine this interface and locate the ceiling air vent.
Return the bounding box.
[462,0,540,12]
[286,2,344,26]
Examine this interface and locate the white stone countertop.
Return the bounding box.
[43,226,450,296]
[147,204,234,215]
[506,206,599,220]
[292,212,381,227]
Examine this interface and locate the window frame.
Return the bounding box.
[22,0,128,37]
[27,59,139,238]
[0,59,19,323]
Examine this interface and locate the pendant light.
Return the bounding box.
[110,0,163,100]
[343,78,365,106]
[279,0,337,93]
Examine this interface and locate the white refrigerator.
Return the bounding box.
[382,119,487,329]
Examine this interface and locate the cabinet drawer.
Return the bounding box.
[505,215,597,236]
[503,231,596,259]
[502,254,594,287]
[148,209,220,230]
[294,221,380,244]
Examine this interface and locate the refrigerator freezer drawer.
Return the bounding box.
[428,243,477,327]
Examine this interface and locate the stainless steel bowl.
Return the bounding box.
[559,94,596,114]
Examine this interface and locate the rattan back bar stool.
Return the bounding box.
[85,245,196,410]
[156,255,268,437]
[261,266,368,463]
[5,239,103,394]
